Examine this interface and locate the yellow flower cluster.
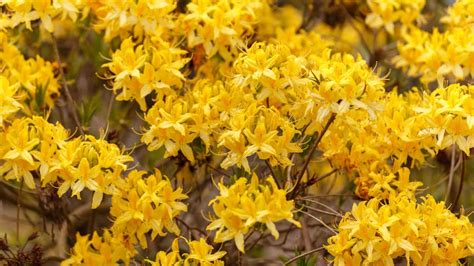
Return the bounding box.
[0,116,132,208]
[394,0,474,84]
[1,0,473,264]
[149,238,226,266]
[93,0,176,41]
[218,106,302,171]
[0,76,21,126]
[103,37,189,111]
[207,174,300,253]
[326,193,474,265]
[140,40,386,173]
[0,0,88,32]
[355,168,422,200]
[61,231,136,265]
[319,83,474,199]
[110,170,188,248]
[317,90,431,196]
[0,32,60,116]
[365,0,425,34]
[415,84,474,156]
[180,0,273,60]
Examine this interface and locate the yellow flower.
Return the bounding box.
[103,37,189,110]
[61,231,136,266]
[326,193,474,265]
[365,0,425,34]
[186,238,226,265]
[0,76,21,126]
[207,173,300,253]
[110,170,188,248]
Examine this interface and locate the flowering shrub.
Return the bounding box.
[0,0,473,265]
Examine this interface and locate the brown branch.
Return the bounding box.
[445,145,457,202]
[52,36,84,136]
[300,210,337,235]
[451,153,466,212]
[339,4,374,60]
[304,205,343,218]
[301,216,312,252]
[291,113,336,199]
[284,246,325,265]
[301,168,338,191]
[16,179,23,242]
[264,160,280,189]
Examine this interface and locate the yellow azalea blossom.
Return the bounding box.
[185,238,226,265]
[181,0,273,60]
[0,32,60,114]
[61,231,136,266]
[0,116,132,205]
[207,173,300,253]
[147,238,226,266]
[103,37,189,111]
[0,0,87,32]
[365,0,425,34]
[93,0,176,41]
[326,193,474,265]
[0,118,39,189]
[0,76,21,126]
[394,0,474,84]
[110,170,188,248]
[414,84,474,155]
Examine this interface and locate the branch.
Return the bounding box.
[445,145,457,202]
[284,246,325,265]
[300,210,337,235]
[52,36,84,136]
[451,152,466,212]
[291,113,336,198]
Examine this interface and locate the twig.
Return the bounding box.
[445,145,457,202]
[16,179,24,242]
[52,36,84,136]
[339,4,373,60]
[284,246,325,265]
[301,216,312,252]
[106,91,115,122]
[175,217,208,238]
[301,168,338,191]
[206,164,230,178]
[416,155,462,195]
[451,153,466,211]
[265,160,280,189]
[304,205,343,218]
[291,114,336,198]
[300,197,342,215]
[300,210,337,235]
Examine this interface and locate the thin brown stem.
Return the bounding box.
[291,114,336,198]
[301,216,312,252]
[340,4,373,60]
[284,246,325,265]
[304,205,343,218]
[264,160,280,189]
[300,197,343,215]
[452,153,466,212]
[206,164,230,178]
[300,210,337,235]
[445,145,457,202]
[16,179,24,242]
[52,36,84,136]
[302,168,338,191]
